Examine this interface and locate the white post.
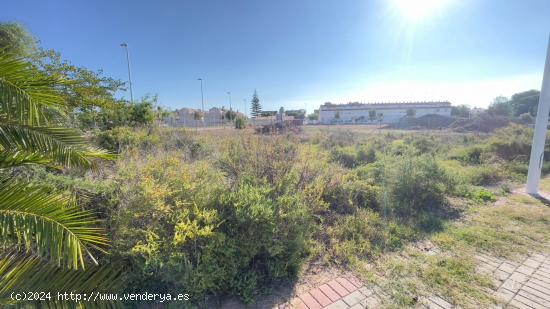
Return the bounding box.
[527,35,550,194]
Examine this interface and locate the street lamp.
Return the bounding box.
[197,78,205,127]
[197,78,205,112]
[227,91,232,111]
[227,91,233,122]
[243,99,247,118]
[120,43,134,103]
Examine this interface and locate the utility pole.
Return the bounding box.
[527,35,550,195]
[120,43,134,103]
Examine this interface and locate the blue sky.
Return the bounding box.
[2,0,550,113]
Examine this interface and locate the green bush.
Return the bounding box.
[470,189,497,203]
[235,117,246,129]
[356,146,377,164]
[112,139,312,303]
[411,136,438,154]
[383,155,455,217]
[487,124,535,161]
[322,173,379,214]
[217,136,298,190]
[448,145,486,164]
[327,210,413,264]
[465,165,505,186]
[330,147,357,168]
[330,145,377,168]
[95,126,207,159]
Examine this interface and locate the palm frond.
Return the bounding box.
[0,150,51,168]
[0,178,108,269]
[0,251,124,308]
[0,123,115,169]
[0,51,67,126]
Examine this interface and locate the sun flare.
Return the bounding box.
[392,0,450,22]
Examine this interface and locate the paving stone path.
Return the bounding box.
[274,251,550,309]
[276,275,382,309]
[477,252,550,309]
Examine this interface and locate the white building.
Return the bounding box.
[166,107,245,127]
[318,101,452,124]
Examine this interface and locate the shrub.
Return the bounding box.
[235,117,246,129]
[327,210,414,264]
[448,145,486,164]
[472,189,497,203]
[464,165,505,186]
[112,155,312,303]
[217,136,298,189]
[330,147,357,168]
[322,173,379,214]
[356,146,377,164]
[330,145,377,168]
[518,113,534,124]
[95,126,203,157]
[344,177,379,211]
[383,155,454,217]
[411,136,438,154]
[488,124,533,161]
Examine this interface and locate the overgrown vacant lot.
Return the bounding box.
[24,124,550,308]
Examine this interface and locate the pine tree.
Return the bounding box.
[250,90,262,118]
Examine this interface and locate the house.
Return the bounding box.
[166,107,245,127]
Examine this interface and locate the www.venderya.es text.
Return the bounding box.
[11,292,190,303]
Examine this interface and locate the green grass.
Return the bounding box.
[350,189,550,308]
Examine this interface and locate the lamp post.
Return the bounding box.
[227,91,233,122]
[120,43,134,103]
[227,91,232,111]
[243,99,247,118]
[527,35,550,195]
[197,78,205,112]
[197,78,205,127]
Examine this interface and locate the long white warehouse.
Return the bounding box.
[318,101,452,124]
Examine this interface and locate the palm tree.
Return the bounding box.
[0,51,122,307]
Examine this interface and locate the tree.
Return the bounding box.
[225,109,237,121]
[488,96,512,116]
[77,96,160,129]
[377,112,384,126]
[0,23,38,57]
[193,110,204,121]
[487,91,541,117]
[286,109,306,119]
[0,23,125,129]
[451,105,471,118]
[369,110,377,122]
[335,111,341,122]
[406,109,416,118]
[250,90,262,118]
[129,95,156,126]
[0,52,121,306]
[509,90,540,116]
[307,110,319,121]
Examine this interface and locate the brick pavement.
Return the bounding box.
[276,251,550,308]
[477,252,550,309]
[277,276,382,309]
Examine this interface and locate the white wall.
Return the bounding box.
[319,105,452,124]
